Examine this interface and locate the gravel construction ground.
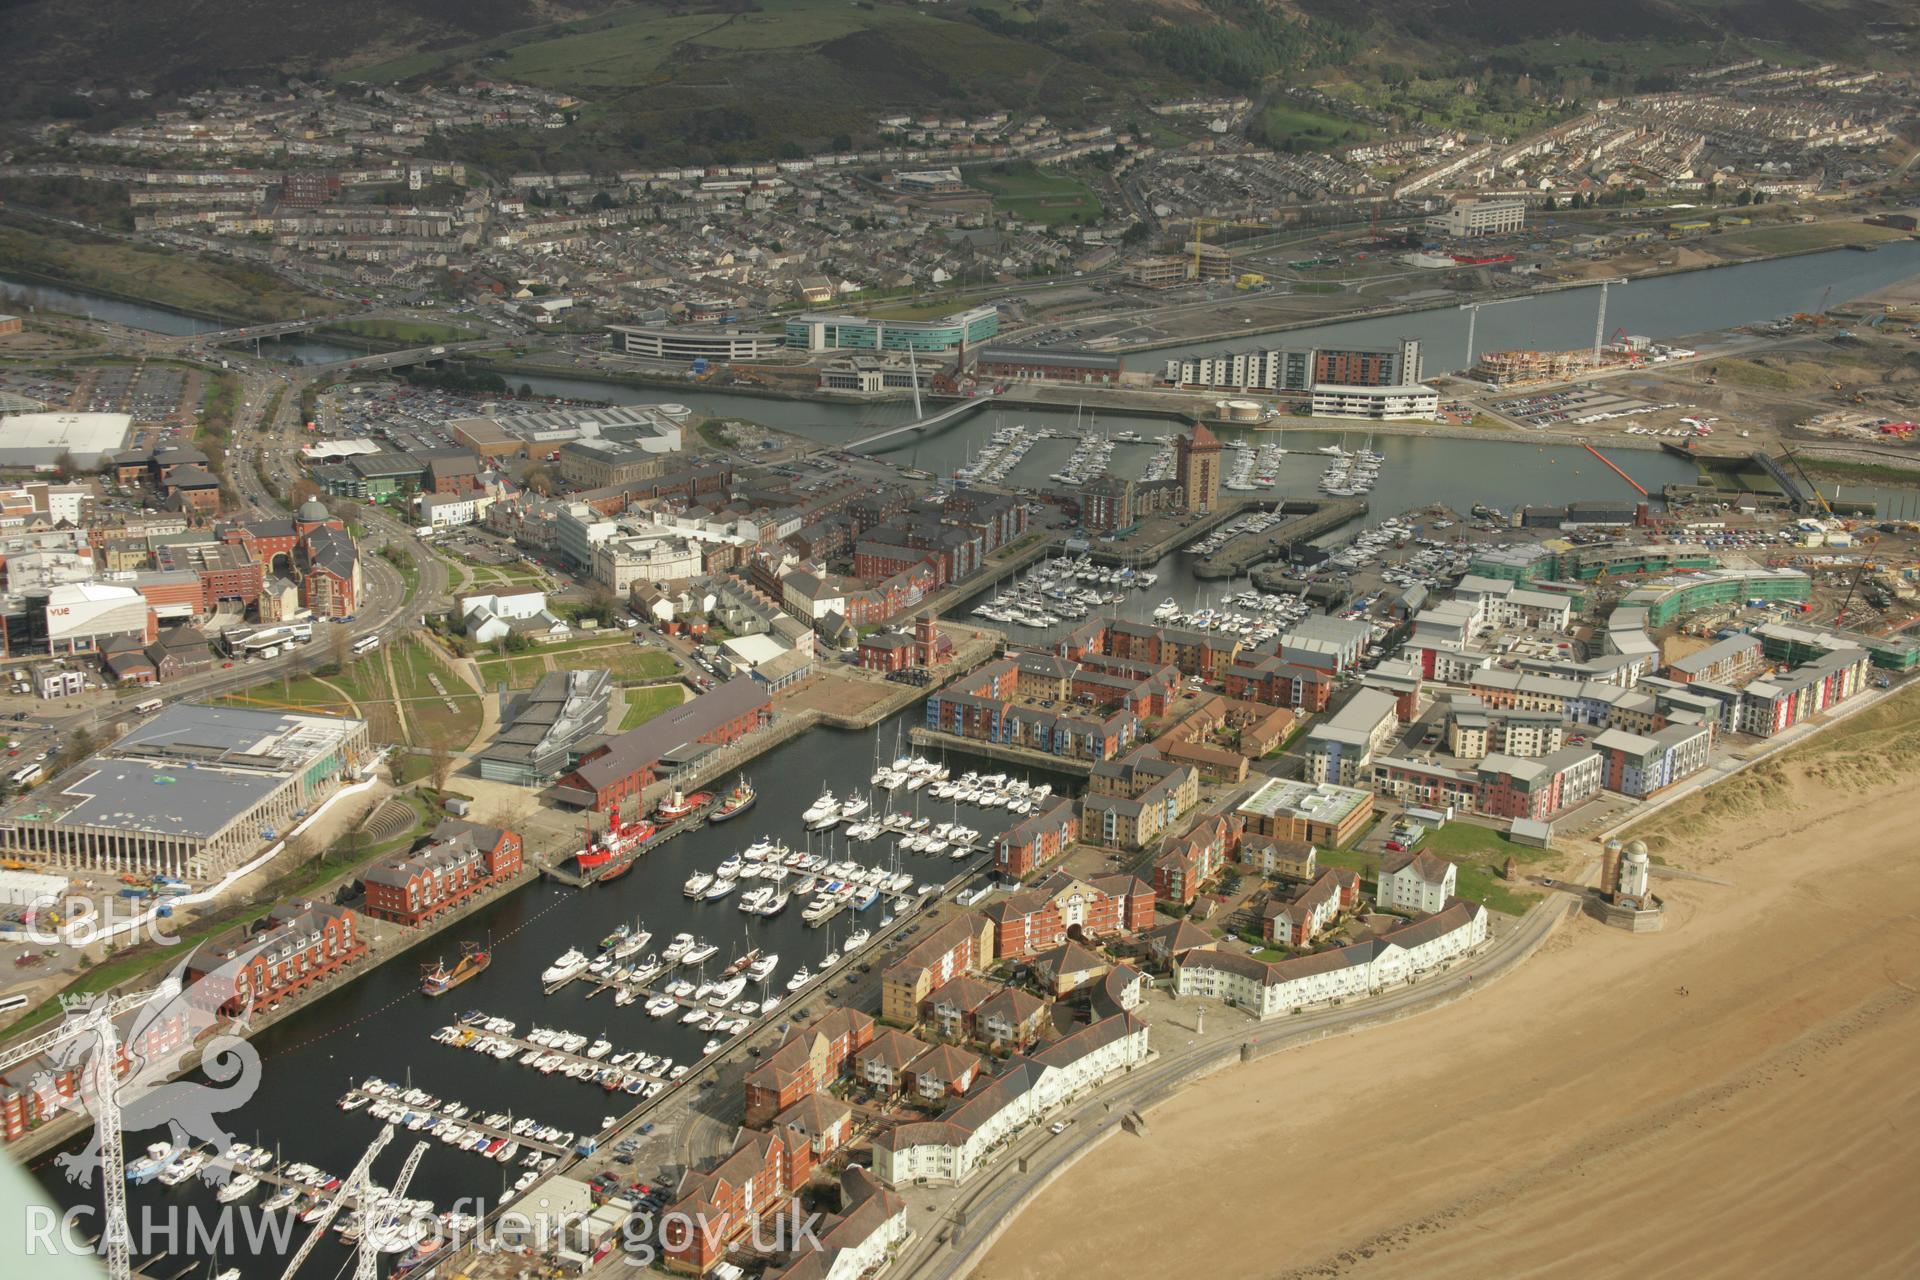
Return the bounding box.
[974,690,1920,1280]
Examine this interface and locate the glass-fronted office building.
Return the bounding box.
[785,305,999,353]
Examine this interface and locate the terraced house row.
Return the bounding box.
[1174,898,1489,1019]
[922,655,1143,762]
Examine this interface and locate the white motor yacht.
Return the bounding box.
[800,790,838,825]
[541,949,589,985]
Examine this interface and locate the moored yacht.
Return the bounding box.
[541,949,589,985]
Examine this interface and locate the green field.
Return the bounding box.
[475,653,550,690]
[1709,221,1909,256]
[596,646,682,683]
[480,638,679,686]
[1334,76,1572,140]
[0,218,335,324]
[218,656,384,717]
[346,0,1052,93]
[1252,104,1372,149]
[528,632,651,656]
[967,165,1104,227]
[869,296,1003,321]
[618,683,687,730]
[390,639,483,748]
[1415,821,1552,867]
[496,12,737,86]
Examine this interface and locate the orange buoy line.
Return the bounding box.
[1583,443,1648,495]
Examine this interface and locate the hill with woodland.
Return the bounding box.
[2,0,1909,164]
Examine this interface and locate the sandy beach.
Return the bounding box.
[973,692,1920,1280]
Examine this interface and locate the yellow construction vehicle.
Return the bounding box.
[1235,273,1267,290]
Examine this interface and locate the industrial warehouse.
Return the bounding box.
[0,704,370,878]
[447,403,689,461]
[0,412,136,470]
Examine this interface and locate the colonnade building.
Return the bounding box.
[0,704,369,879]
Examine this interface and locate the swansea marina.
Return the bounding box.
[19,382,1860,1280]
[33,466,1683,1280]
[25,707,1052,1280]
[21,253,1920,1279]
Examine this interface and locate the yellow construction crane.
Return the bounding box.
[1781,446,1835,519]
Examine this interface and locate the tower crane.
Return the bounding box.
[1592,280,1612,361]
[0,980,182,1280]
[355,1140,430,1280]
[1457,276,1627,374]
[279,1123,395,1280]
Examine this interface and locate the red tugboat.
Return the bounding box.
[573,806,657,883]
[708,775,757,824]
[655,787,713,823]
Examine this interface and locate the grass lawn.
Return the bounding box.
[1800,458,1920,486]
[218,653,405,742]
[868,296,996,321]
[1317,822,1540,917]
[5,901,281,1036]
[528,637,680,683]
[599,647,683,683]
[532,633,651,656]
[618,683,688,730]
[221,669,358,716]
[967,164,1103,227]
[1417,822,1553,867]
[394,753,437,786]
[475,653,550,691]
[390,640,483,748]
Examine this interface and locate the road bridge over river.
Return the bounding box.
[306,338,517,374]
[189,316,335,345]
